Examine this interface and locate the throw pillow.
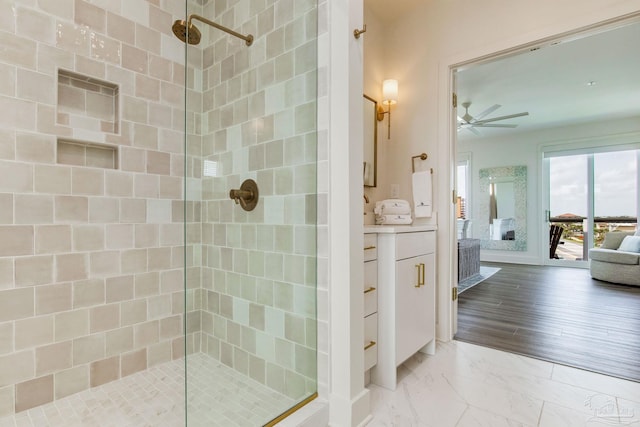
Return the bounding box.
[618,236,640,253]
[601,231,635,249]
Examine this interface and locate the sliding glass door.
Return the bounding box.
[545,148,639,265]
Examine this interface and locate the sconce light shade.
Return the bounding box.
[382,79,398,105]
[378,79,398,139]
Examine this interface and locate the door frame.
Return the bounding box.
[443,12,640,340]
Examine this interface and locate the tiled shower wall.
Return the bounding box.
[190,0,321,400]
[0,0,191,416]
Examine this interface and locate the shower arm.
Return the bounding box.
[189,14,254,46]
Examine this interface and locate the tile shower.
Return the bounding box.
[0,0,321,425]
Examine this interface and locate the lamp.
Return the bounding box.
[377,79,398,139]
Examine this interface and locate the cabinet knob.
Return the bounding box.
[364,245,376,250]
[364,287,376,294]
[364,340,376,350]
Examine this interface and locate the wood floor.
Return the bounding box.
[455,262,640,382]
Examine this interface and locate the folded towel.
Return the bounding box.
[412,171,432,218]
[375,214,413,225]
[374,199,411,216]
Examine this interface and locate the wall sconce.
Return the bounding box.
[377,79,398,139]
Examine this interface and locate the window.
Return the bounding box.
[546,148,638,261]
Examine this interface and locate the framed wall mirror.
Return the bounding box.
[363,94,378,187]
[478,165,527,251]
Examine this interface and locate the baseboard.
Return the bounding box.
[329,387,371,427]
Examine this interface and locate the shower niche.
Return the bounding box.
[56,69,119,135]
[55,70,120,169]
[57,139,118,169]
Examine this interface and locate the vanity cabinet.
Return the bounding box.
[363,233,378,372]
[369,227,436,390]
[395,252,435,364]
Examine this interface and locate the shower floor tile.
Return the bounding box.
[0,354,294,427]
[186,353,295,427]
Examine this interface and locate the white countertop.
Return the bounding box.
[363,224,437,234]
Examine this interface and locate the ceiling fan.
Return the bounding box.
[457,102,529,135]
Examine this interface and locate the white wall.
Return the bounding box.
[460,117,640,265]
[460,134,538,264]
[364,0,640,339]
[362,6,389,222]
[377,0,640,214]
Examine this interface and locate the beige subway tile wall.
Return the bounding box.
[0,0,190,417]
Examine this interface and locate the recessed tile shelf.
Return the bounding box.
[57,69,119,134]
[57,139,118,169]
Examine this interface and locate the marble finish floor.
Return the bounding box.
[3,341,640,426]
[368,340,640,426]
[0,353,294,427]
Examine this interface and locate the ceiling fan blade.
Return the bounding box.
[457,116,465,123]
[472,123,518,128]
[475,112,529,124]
[467,127,481,136]
[471,104,501,121]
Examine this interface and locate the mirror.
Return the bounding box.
[363,94,377,187]
[478,165,527,250]
[490,180,515,240]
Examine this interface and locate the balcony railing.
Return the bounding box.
[549,217,637,260]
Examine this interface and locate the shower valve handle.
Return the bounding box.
[229,179,259,211]
[230,189,253,201]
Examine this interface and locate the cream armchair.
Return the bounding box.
[589,231,640,286]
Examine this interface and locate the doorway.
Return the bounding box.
[454,18,640,267]
[451,16,640,379]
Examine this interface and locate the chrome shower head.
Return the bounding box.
[172,19,201,45]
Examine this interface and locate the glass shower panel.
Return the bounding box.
[0,0,188,424]
[183,1,319,425]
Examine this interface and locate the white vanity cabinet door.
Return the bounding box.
[395,253,435,365]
